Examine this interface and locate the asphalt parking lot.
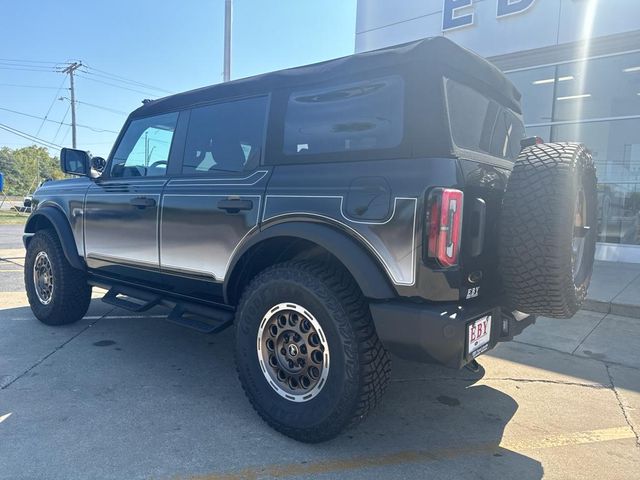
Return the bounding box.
[1,224,639,479]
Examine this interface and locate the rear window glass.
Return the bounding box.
[283,75,404,156]
[445,78,524,161]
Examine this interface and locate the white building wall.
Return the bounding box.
[355,0,640,56]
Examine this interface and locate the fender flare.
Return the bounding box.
[24,207,85,271]
[224,221,397,303]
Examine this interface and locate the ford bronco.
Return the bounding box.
[23,37,597,442]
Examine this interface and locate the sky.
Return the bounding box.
[0,0,357,158]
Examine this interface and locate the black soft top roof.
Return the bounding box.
[131,36,522,118]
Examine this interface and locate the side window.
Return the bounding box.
[283,75,404,157]
[445,78,525,161]
[110,112,178,177]
[182,96,268,175]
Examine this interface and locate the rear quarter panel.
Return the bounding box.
[264,157,461,300]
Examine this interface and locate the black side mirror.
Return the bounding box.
[60,148,91,176]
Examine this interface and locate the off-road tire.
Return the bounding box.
[499,143,597,318]
[24,229,92,325]
[235,261,391,443]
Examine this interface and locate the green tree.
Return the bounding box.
[0,145,64,195]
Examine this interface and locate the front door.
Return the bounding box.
[84,111,179,285]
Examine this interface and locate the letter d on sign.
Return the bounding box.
[497,0,537,18]
[442,0,474,32]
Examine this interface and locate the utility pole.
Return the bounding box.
[62,62,82,148]
[223,0,232,82]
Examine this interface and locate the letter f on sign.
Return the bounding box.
[497,0,537,18]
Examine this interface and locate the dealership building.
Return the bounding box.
[356,0,640,262]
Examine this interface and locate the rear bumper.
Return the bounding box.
[369,300,535,369]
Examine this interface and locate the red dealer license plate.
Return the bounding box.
[468,315,492,358]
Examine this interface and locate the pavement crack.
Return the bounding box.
[605,364,640,449]
[0,308,114,391]
[571,312,608,355]
[513,339,640,372]
[485,377,609,389]
[391,376,608,389]
[0,257,24,268]
[484,377,610,390]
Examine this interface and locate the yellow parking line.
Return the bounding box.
[184,426,636,480]
[0,269,22,273]
[503,426,635,450]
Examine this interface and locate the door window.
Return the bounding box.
[182,96,268,174]
[110,112,178,177]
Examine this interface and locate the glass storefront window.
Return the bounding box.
[552,119,640,245]
[506,52,640,247]
[523,125,551,143]
[554,52,640,122]
[504,67,555,125]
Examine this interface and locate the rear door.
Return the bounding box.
[159,96,270,301]
[84,112,179,284]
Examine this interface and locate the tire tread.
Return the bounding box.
[235,260,391,442]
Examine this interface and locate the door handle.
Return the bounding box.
[217,198,253,214]
[129,197,156,208]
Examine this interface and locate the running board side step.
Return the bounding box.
[102,287,161,312]
[98,284,234,334]
[166,304,233,334]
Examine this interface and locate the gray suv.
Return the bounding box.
[23,37,597,442]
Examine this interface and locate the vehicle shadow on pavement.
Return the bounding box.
[0,301,547,479]
[350,358,545,479]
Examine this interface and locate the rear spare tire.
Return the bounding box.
[499,143,597,318]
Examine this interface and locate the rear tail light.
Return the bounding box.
[520,136,544,149]
[426,188,464,268]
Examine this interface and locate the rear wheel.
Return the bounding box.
[235,261,390,443]
[24,229,92,325]
[499,143,597,318]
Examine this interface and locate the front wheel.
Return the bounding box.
[235,261,390,443]
[24,229,92,325]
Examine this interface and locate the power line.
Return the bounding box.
[0,123,62,150]
[0,83,61,90]
[0,106,119,134]
[73,99,128,116]
[81,66,173,94]
[75,73,159,97]
[0,58,60,64]
[0,66,56,72]
[35,75,68,137]
[0,57,169,93]
[0,61,56,69]
[60,125,72,144]
[52,104,71,143]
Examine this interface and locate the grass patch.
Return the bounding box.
[0,210,28,225]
